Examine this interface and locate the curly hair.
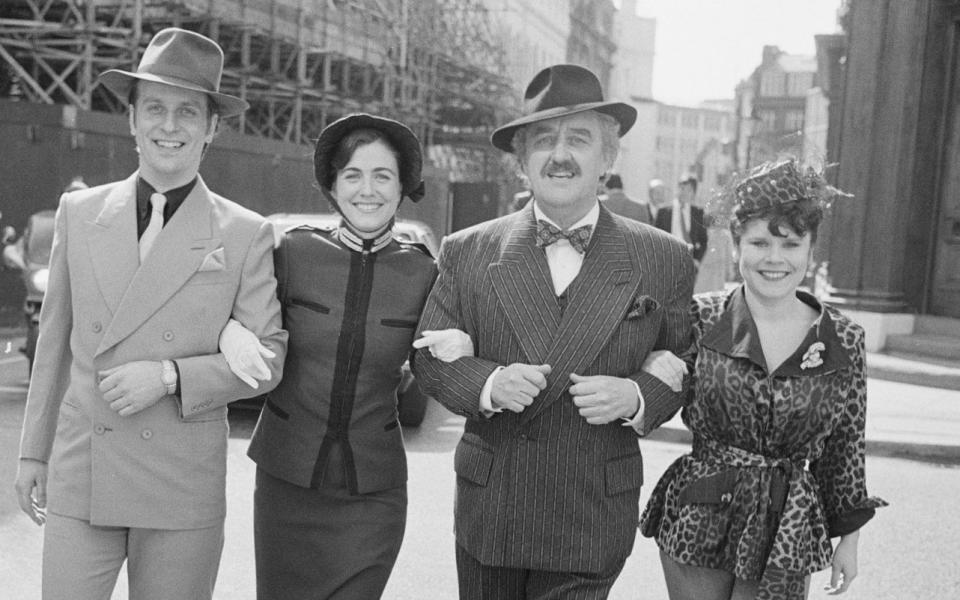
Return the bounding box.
[730,197,823,245]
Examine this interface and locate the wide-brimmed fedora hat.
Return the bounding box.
[491,64,637,153]
[98,27,248,117]
[314,113,425,202]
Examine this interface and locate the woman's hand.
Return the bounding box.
[219,318,275,388]
[825,531,859,595]
[413,329,473,363]
[641,350,687,392]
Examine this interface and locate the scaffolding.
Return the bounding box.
[0,0,516,181]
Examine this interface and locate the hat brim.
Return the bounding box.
[98,69,249,117]
[314,113,424,201]
[491,101,637,153]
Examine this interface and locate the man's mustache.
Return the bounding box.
[541,159,581,177]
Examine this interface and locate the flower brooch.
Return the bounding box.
[801,341,826,370]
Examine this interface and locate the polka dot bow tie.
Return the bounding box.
[535,220,592,254]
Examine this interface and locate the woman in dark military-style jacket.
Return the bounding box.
[228,113,437,599]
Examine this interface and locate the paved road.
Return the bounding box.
[1,343,959,599]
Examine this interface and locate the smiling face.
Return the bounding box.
[736,218,813,305]
[519,111,613,226]
[129,81,217,189]
[331,138,402,237]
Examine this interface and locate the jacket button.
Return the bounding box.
[518,433,528,441]
[92,321,102,333]
[94,424,105,435]
[163,330,174,341]
[141,429,153,440]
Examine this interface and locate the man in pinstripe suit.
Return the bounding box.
[413,64,696,599]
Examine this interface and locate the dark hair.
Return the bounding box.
[324,128,399,190]
[679,178,698,193]
[730,197,823,245]
[605,174,623,190]
[128,82,218,119]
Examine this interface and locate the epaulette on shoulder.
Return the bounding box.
[285,223,335,235]
[394,238,434,258]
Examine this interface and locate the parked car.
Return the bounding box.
[237,212,438,427]
[2,209,56,373]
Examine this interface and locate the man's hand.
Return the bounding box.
[14,458,47,525]
[490,363,551,413]
[569,373,638,425]
[99,361,168,417]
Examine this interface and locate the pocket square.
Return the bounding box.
[625,295,660,320]
[198,247,226,272]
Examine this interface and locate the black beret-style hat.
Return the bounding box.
[314,113,425,202]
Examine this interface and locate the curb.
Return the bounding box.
[646,425,960,465]
[867,352,960,392]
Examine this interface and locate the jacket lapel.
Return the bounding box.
[96,177,221,356]
[86,173,140,315]
[487,205,560,364]
[523,206,640,422]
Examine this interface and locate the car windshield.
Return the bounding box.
[25,214,55,265]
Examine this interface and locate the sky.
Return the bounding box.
[628,0,844,106]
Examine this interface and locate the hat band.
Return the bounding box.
[137,63,218,93]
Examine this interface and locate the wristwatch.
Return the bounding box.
[160,360,178,396]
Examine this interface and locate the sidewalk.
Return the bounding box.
[647,372,960,464]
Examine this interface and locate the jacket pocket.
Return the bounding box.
[454,434,494,487]
[625,295,660,320]
[604,451,644,496]
[265,397,290,421]
[287,297,330,314]
[381,318,418,328]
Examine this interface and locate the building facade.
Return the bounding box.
[822,0,960,334]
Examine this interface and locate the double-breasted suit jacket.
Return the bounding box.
[413,202,696,574]
[19,172,287,530]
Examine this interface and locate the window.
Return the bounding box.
[759,110,777,131]
[759,72,785,97]
[681,112,699,129]
[786,72,814,96]
[703,114,721,131]
[784,110,805,131]
[658,108,676,126]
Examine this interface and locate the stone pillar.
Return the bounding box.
[825,0,933,312]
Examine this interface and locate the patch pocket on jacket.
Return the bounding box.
[454,435,494,487]
[604,451,644,496]
[381,318,418,328]
[265,398,290,421]
[287,298,330,314]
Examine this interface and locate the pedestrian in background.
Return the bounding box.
[14,27,286,599]
[413,63,695,599]
[223,113,437,599]
[603,173,653,224]
[656,173,708,266]
[640,159,887,600]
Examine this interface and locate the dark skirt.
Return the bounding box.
[254,466,407,600]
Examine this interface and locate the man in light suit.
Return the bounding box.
[14,28,286,600]
[413,64,696,599]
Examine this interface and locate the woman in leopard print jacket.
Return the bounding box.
[640,159,886,600]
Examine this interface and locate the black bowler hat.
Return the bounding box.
[314,113,425,202]
[491,64,637,153]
